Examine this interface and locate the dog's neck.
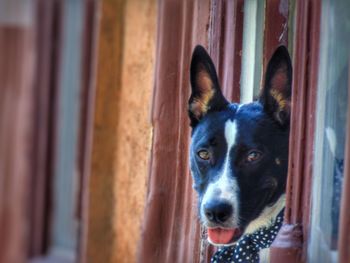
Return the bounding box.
[243,194,285,235]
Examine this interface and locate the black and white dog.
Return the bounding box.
[188,46,292,262]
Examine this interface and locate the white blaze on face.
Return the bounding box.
[201,120,240,225]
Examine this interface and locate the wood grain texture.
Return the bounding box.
[208,0,243,103]
[137,1,247,262]
[263,0,289,74]
[86,0,125,262]
[113,0,156,262]
[137,1,211,262]
[87,0,156,263]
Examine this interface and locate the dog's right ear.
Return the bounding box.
[189,45,228,127]
[259,46,292,127]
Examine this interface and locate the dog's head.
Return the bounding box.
[188,45,292,246]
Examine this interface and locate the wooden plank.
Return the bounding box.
[0,19,35,263]
[263,0,289,74]
[28,0,63,257]
[137,1,210,262]
[112,0,156,262]
[87,1,157,262]
[208,0,243,103]
[86,0,125,262]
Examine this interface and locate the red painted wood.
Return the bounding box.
[29,0,63,256]
[0,26,35,263]
[270,0,321,262]
[263,0,289,74]
[208,0,243,103]
[138,1,210,262]
[299,1,321,258]
[138,1,245,262]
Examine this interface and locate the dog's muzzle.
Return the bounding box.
[201,198,242,245]
[204,199,233,224]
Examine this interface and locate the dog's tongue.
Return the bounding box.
[207,228,236,244]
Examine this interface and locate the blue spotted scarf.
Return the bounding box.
[211,208,284,263]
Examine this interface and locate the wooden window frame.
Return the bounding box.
[270,0,321,262]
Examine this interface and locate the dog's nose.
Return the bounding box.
[204,200,233,224]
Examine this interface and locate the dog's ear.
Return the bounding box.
[189,45,228,127]
[259,46,292,126]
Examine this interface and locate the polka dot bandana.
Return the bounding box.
[211,208,284,263]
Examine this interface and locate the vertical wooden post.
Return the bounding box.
[29,0,63,257]
[137,1,210,262]
[86,0,125,262]
[208,0,243,103]
[263,0,289,73]
[77,1,99,262]
[0,1,35,262]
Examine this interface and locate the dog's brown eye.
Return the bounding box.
[246,150,262,163]
[197,150,210,160]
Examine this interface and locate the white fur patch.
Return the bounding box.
[244,194,285,234]
[224,120,237,150]
[201,120,240,225]
[259,248,270,262]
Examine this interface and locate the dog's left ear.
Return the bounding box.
[259,46,292,126]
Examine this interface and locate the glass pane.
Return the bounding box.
[318,0,350,249]
[240,0,265,103]
[309,0,350,261]
[51,0,83,258]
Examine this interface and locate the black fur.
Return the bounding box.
[188,45,292,241]
[189,45,229,127]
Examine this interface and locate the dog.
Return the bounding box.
[188,45,292,262]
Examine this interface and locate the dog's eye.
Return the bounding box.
[246,150,262,163]
[197,150,210,160]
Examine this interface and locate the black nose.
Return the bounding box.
[204,200,233,224]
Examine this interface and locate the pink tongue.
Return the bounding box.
[207,228,236,244]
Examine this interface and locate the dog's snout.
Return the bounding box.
[204,200,233,224]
